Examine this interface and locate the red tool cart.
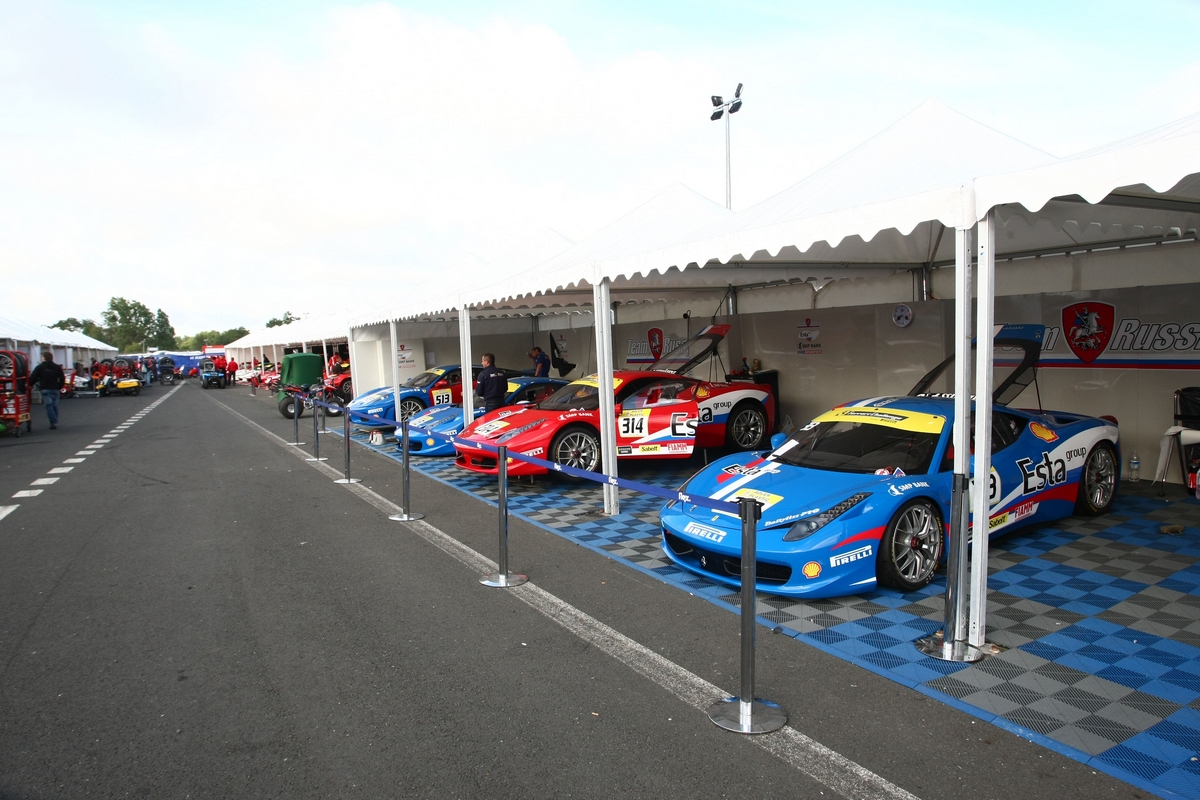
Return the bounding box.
[0,350,32,437]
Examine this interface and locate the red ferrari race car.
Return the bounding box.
[454,324,776,476]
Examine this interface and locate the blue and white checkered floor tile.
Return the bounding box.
[342,429,1200,799]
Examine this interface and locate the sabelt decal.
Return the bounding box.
[802,561,822,579]
[638,444,660,453]
[684,521,727,543]
[830,545,872,568]
[815,406,945,434]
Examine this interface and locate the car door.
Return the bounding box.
[615,378,700,457]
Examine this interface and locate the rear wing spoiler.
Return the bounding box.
[908,324,1045,405]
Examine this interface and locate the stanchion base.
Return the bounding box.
[707,697,788,734]
[333,477,362,484]
[388,512,424,521]
[914,632,988,663]
[479,573,528,588]
[287,442,307,447]
[305,456,329,462]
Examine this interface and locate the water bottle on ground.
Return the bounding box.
[1129,452,1140,482]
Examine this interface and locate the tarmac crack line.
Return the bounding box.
[214,396,920,800]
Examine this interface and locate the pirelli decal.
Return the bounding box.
[814,407,945,434]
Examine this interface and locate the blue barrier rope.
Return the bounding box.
[312,395,733,513]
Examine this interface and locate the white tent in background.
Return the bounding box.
[0,314,117,367]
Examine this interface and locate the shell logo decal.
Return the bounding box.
[802,561,822,580]
[1029,421,1059,443]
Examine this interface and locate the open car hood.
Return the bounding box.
[908,323,1045,406]
[648,323,731,375]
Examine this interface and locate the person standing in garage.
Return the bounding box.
[529,346,550,378]
[477,353,507,413]
[29,351,65,430]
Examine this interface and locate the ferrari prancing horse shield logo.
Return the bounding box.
[647,327,664,361]
[1061,302,1114,364]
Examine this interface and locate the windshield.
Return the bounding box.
[402,369,445,389]
[539,381,602,411]
[774,421,940,475]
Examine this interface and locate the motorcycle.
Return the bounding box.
[277,384,344,420]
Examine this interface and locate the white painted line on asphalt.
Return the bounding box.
[48,467,74,474]
[218,397,921,800]
[73,451,92,456]
[0,505,17,522]
[101,435,118,439]
[84,445,103,450]
[91,440,108,445]
[64,458,86,464]
[31,478,59,486]
[13,490,42,498]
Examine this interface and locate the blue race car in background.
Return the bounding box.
[347,364,482,430]
[403,376,568,456]
[660,324,1121,599]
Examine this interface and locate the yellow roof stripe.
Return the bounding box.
[814,406,945,434]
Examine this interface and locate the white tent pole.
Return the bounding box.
[592,273,619,515]
[321,338,328,377]
[273,344,278,371]
[389,321,401,425]
[969,209,996,648]
[942,225,974,654]
[460,306,476,428]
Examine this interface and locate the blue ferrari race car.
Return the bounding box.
[660,324,1121,599]
[403,376,568,456]
[347,364,490,430]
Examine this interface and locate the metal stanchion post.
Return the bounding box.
[480,445,526,588]
[319,397,330,433]
[287,391,306,447]
[389,420,424,522]
[333,410,361,484]
[916,473,985,662]
[249,377,257,397]
[707,497,787,734]
[306,393,327,462]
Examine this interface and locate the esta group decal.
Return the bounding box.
[1039,301,1200,369]
[627,327,687,365]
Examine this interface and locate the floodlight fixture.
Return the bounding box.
[708,83,744,210]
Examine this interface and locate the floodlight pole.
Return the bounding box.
[725,111,732,210]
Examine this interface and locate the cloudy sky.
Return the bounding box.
[3,0,1198,336]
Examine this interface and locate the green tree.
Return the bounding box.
[266,311,298,328]
[101,297,155,351]
[149,309,177,350]
[177,327,249,351]
[50,317,85,331]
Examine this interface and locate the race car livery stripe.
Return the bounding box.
[832,525,886,549]
[814,407,945,434]
[574,377,625,390]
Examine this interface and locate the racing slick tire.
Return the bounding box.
[550,425,601,474]
[1075,441,1118,516]
[398,397,425,422]
[278,395,303,420]
[337,379,353,403]
[876,498,944,592]
[726,401,769,450]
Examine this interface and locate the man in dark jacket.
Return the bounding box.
[477,353,507,413]
[529,346,550,378]
[29,351,66,429]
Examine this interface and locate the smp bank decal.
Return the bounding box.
[1040,302,1200,369]
[627,327,686,365]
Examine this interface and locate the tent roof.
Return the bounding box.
[593,101,1058,284]
[386,183,732,321]
[0,315,117,351]
[355,229,576,326]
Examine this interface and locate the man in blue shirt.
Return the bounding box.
[529,346,550,378]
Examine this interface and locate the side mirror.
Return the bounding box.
[770,433,788,450]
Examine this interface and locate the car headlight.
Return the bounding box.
[497,419,544,443]
[782,493,871,542]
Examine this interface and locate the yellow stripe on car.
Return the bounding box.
[814,406,945,434]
